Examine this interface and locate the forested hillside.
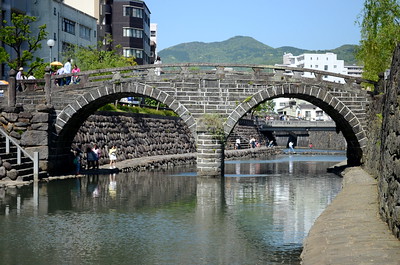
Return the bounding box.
[159,36,359,65]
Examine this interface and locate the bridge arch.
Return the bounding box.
[225,83,367,165]
[50,82,196,172]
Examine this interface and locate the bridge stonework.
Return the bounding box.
[1,64,374,176]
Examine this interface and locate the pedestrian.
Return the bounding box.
[16,67,25,91]
[64,58,72,85]
[56,64,65,86]
[71,64,81,84]
[154,56,162,76]
[93,144,101,169]
[250,137,256,148]
[235,138,241,149]
[289,141,295,153]
[16,67,24,80]
[109,145,117,169]
[268,140,274,147]
[72,145,83,175]
[86,146,97,169]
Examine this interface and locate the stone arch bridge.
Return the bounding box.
[3,63,375,176]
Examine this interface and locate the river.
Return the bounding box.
[0,154,344,265]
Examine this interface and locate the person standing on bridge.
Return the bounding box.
[154,56,162,76]
[72,64,80,84]
[64,58,72,85]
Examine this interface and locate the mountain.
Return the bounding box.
[158,36,359,65]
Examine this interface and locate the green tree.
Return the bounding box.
[356,0,400,81]
[250,100,276,118]
[0,13,47,74]
[63,42,137,71]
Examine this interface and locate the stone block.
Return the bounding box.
[0,166,6,179]
[21,130,48,146]
[26,146,49,160]
[31,123,49,131]
[3,112,18,122]
[31,113,49,123]
[7,169,18,180]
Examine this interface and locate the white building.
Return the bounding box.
[150,23,158,57]
[282,52,348,83]
[275,99,331,121]
[64,0,99,19]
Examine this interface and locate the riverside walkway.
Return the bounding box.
[301,166,400,265]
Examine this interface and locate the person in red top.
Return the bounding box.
[71,64,81,84]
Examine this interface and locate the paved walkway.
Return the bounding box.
[301,166,400,265]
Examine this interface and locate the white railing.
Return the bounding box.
[0,128,39,181]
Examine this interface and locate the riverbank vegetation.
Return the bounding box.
[98,103,178,117]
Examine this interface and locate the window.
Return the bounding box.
[305,111,311,118]
[53,7,56,16]
[123,27,143,38]
[62,42,74,53]
[123,6,143,18]
[315,65,318,68]
[334,65,337,68]
[123,48,143,58]
[324,65,328,71]
[79,25,91,40]
[62,18,75,35]
[151,30,156,37]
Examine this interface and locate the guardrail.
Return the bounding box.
[42,63,376,89]
[0,127,39,181]
[261,120,336,127]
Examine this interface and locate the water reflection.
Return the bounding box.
[0,155,343,265]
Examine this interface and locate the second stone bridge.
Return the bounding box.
[5,63,374,176]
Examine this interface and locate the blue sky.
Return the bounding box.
[144,0,365,51]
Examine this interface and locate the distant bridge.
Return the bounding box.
[1,63,375,177]
[258,120,337,132]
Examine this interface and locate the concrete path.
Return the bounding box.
[301,166,400,265]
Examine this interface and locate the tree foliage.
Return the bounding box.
[356,0,400,81]
[0,13,47,74]
[62,42,137,71]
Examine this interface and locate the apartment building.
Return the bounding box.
[0,0,97,78]
[98,0,151,65]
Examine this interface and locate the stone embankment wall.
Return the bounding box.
[363,44,400,239]
[73,112,196,167]
[0,104,51,180]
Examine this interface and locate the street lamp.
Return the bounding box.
[47,39,55,65]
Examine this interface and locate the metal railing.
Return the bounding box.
[0,127,39,181]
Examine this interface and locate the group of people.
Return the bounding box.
[72,144,118,175]
[249,137,261,148]
[53,58,81,86]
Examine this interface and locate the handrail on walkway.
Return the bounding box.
[0,127,39,181]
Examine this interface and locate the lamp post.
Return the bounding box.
[47,39,55,65]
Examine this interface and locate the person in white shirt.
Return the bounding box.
[64,58,72,85]
[16,67,24,80]
[56,65,65,86]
